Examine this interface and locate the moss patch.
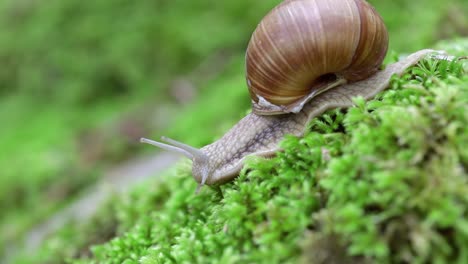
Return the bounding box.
[12,45,467,264]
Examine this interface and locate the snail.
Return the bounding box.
[141,0,442,189]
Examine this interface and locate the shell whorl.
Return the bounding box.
[246,0,388,114]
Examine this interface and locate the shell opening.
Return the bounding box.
[310,73,338,91]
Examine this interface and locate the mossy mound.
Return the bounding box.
[13,44,467,263]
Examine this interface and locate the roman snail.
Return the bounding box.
[141,0,443,190]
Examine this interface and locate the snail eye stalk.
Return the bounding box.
[140,137,207,161]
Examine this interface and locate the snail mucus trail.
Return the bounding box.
[140,0,446,191]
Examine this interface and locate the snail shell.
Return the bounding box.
[246,0,388,114]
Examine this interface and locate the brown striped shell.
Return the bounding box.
[246,0,389,115]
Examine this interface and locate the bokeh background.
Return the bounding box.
[0,0,467,262]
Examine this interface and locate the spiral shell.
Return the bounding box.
[246,0,389,114]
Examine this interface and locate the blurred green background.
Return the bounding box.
[0,0,466,261]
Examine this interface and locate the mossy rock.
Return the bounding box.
[11,40,467,264]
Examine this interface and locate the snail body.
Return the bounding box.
[142,0,441,188]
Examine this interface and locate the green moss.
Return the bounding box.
[12,45,467,263]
